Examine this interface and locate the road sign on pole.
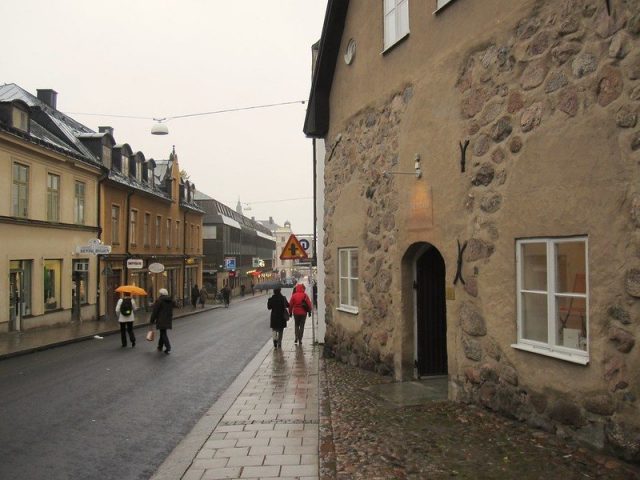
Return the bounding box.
[280,234,309,260]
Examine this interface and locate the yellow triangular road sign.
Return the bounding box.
[280,234,309,260]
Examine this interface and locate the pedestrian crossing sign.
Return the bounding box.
[280,234,309,260]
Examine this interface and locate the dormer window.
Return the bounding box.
[102,145,112,166]
[122,155,129,176]
[135,159,142,182]
[12,105,29,132]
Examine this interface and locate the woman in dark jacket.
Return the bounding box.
[150,288,175,354]
[267,287,289,349]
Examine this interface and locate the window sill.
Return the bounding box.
[433,1,457,15]
[336,306,359,315]
[511,343,589,365]
[382,32,409,55]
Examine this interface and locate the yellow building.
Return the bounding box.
[0,86,102,331]
[0,84,204,329]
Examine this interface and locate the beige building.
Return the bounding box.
[0,88,102,331]
[100,148,204,320]
[305,0,640,461]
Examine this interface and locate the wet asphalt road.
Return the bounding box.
[0,294,277,480]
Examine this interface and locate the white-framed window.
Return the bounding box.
[513,237,589,364]
[12,162,29,218]
[121,155,129,176]
[143,213,150,246]
[129,209,138,246]
[338,248,359,313]
[12,107,29,131]
[111,205,120,245]
[435,0,456,12]
[74,181,85,224]
[155,215,161,248]
[46,173,60,222]
[383,0,409,52]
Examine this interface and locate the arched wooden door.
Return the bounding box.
[416,246,448,376]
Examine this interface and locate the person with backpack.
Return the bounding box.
[115,292,137,348]
[288,284,312,345]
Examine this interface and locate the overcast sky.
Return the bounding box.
[1,0,327,235]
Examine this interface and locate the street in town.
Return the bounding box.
[0,294,272,480]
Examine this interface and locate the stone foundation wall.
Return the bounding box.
[323,86,414,377]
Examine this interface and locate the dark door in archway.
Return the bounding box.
[416,246,448,376]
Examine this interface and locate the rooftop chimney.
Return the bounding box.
[269,216,274,224]
[99,126,114,136]
[37,89,58,110]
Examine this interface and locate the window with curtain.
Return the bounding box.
[74,181,85,224]
[514,237,588,364]
[130,210,138,246]
[47,173,60,222]
[12,162,29,218]
[144,213,150,246]
[155,215,161,247]
[111,205,120,244]
[383,0,409,51]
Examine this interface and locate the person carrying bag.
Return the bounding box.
[267,287,289,349]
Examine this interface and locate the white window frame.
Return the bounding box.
[383,0,409,52]
[337,247,359,313]
[74,181,85,225]
[129,209,138,246]
[12,162,29,218]
[46,173,60,222]
[512,237,589,365]
[435,0,456,13]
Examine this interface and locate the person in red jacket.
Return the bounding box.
[289,283,312,344]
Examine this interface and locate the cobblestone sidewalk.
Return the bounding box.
[319,358,640,480]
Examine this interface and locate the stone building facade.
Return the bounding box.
[305,0,640,461]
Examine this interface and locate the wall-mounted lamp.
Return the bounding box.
[383,154,422,179]
[151,118,169,135]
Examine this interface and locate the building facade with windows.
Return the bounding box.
[0,87,102,331]
[0,84,204,329]
[305,0,640,460]
[196,193,276,296]
[100,150,204,320]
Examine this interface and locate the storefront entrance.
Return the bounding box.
[9,260,32,332]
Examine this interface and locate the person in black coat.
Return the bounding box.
[150,288,175,354]
[267,287,289,349]
[191,284,199,309]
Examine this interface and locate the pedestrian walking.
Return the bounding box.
[312,281,318,308]
[191,284,200,309]
[289,284,312,344]
[267,287,289,349]
[199,285,208,308]
[150,288,174,354]
[115,293,136,348]
[221,283,231,308]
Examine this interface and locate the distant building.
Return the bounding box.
[196,193,276,296]
[258,217,294,279]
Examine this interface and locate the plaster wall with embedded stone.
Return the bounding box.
[320,0,640,462]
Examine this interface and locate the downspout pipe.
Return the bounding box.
[96,172,109,321]
[312,138,317,269]
[124,190,134,283]
[183,209,187,303]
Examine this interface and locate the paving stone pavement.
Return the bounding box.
[177,323,319,480]
[318,358,640,480]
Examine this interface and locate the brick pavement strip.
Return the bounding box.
[173,324,319,480]
[319,357,640,480]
